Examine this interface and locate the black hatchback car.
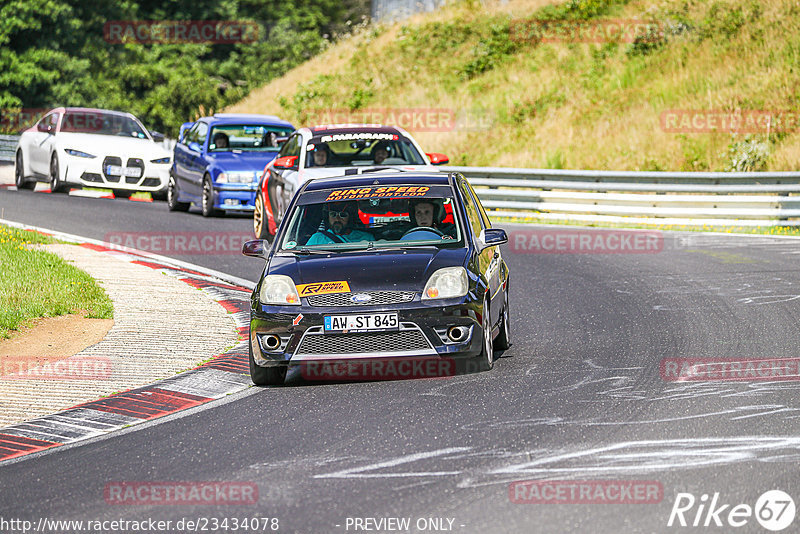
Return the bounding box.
[242,171,510,385]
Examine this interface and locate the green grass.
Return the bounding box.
[0,225,114,338]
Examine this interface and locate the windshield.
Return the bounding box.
[209,124,294,152]
[279,186,462,252]
[61,111,148,138]
[305,133,426,167]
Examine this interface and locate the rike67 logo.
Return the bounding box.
[668,490,795,531]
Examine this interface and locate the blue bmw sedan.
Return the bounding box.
[168,113,294,216]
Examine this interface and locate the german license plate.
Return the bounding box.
[323,312,398,333]
[106,165,142,177]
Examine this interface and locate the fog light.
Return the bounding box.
[447,326,469,343]
[260,334,281,351]
[224,199,238,206]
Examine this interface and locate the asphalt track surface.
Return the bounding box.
[3,188,800,533]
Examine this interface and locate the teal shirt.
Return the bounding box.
[306,229,374,246]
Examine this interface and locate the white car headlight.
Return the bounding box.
[260,275,300,305]
[150,156,171,164]
[64,148,96,158]
[422,267,468,300]
[218,171,255,183]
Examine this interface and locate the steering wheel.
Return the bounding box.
[401,226,444,239]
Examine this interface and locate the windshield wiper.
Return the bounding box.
[288,247,334,255]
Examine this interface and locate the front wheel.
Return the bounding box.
[201,176,220,217]
[167,176,190,212]
[494,286,511,351]
[49,154,67,193]
[472,298,494,372]
[249,342,286,386]
[253,194,273,241]
[15,151,35,190]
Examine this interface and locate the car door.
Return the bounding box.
[28,112,59,175]
[269,133,301,225]
[458,177,502,327]
[177,122,208,200]
[172,121,194,192]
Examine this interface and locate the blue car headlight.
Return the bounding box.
[150,156,171,164]
[64,148,96,158]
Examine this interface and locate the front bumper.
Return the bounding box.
[249,297,484,368]
[63,154,169,191]
[214,183,258,211]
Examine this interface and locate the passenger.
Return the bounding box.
[370,141,390,165]
[410,199,456,239]
[212,132,229,150]
[306,202,374,245]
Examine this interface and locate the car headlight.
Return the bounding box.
[64,148,96,158]
[150,156,171,164]
[260,275,300,305]
[422,267,468,300]
[217,171,256,183]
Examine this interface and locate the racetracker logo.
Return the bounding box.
[1,356,111,380]
[103,21,260,44]
[509,480,663,504]
[660,110,800,133]
[104,481,258,505]
[510,229,664,254]
[0,108,48,134]
[661,357,800,382]
[299,357,456,381]
[104,232,252,255]
[304,108,494,132]
[509,18,664,43]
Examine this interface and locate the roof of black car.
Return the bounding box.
[302,172,454,192]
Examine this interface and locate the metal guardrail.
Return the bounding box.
[0,135,18,163]
[2,134,798,226]
[441,166,800,227]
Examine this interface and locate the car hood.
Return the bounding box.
[55,133,170,158]
[297,165,435,184]
[211,151,278,171]
[267,246,468,292]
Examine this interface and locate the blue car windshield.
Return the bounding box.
[209,125,293,152]
[279,190,463,252]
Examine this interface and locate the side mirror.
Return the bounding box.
[478,228,508,251]
[38,122,53,134]
[426,152,449,165]
[150,131,165,143]
[273,155,298,169]
[242,239,268,258]
[187,141,202,153]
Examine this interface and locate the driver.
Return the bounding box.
[311,144,330,167]
[370,141,390,165]
[306,201,374,245]
[410,199,456,239]
[212,132,229,150]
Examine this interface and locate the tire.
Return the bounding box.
[472,298,494,371]
[249,341,286,386]
[167,176,190,212]
[49,154,67,193]
[15,151,35,190]
[253,194,273,241]
[113,190,133,199]
[494,286,511,351]
[201,175,220,217]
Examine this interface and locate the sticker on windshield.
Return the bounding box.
[325,186,430,201]
[319,133,398,143]
[285,241,297,249]
[296,281,351,296]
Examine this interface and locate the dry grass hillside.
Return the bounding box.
[227,0,800,172]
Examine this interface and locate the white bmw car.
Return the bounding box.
[14,107,172,198]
